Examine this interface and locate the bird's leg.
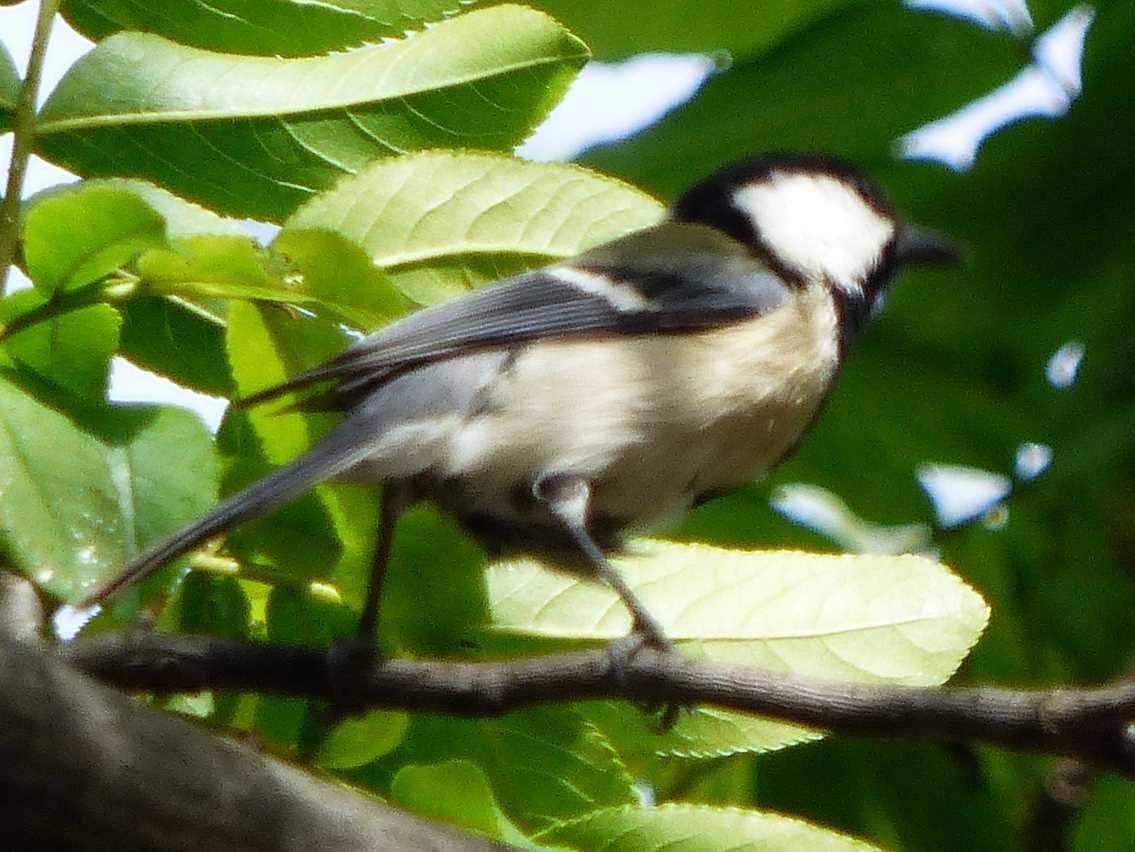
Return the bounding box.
[535,473,682,731]
[534,474,673,654]
[356,481,409,643]
[326,482,409,713]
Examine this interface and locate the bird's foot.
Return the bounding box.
[605,619,685,733]
[325,635,383,719]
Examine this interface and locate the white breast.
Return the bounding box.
[441,283,841,529]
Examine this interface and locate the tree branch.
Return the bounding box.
[0,0,61,295]
[0,637,507,851]
[63,633,1135,776]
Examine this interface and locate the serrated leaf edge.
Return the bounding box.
[39,6,589,132]
[534,802,881,850]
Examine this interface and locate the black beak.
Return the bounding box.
[894,223,963,267]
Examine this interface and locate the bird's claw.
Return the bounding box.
[326,635,382,718]
[605,620,686,733]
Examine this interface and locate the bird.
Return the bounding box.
[80,153,959,652]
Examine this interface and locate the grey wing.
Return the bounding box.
[243,220,791,410]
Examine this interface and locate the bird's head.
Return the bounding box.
[672,153,959,304]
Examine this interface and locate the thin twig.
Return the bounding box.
[63,633,1135,777]
[0,275,137,340]
[0,0,62,295]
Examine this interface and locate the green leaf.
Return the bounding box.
[316,708,410,770]
[582,4,1022,198]
[0,287,46,333]
[116,219,399,390]
[134,234,400,331]
[1074,775,1135,852]
[64,178,248,239]
[753,738,1024,852]
[484,542,988,756]
[0,42,17,133]
[174,573,251,639]
[117,296,233,397]
[131,226,405,328]
[37,6,589,220]
[488,543,988,676]
[538,804,880,851]
[0,377,219,605]
[4,303,121,400]
[390,760,537,848]
[286,150,665,304]
[161,572,251,724]
[387,707,637,831]
[224,302,376,604]
[3,181,247,399]
[269,229,409,330]
[225,301,347,464]
[265,584,355,646]
[216,446,347,594]
[531,0,859,60]
[21,185,167,293]
[577,701,821,765]
[373,503,488,654]
[134,235,377,325]
[138,236,272,291]
[61,0,467,57]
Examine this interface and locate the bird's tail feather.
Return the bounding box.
[78,425,373,609]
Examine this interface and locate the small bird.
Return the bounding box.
[81,153,958,650]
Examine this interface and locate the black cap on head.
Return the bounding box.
[673,152,959,288]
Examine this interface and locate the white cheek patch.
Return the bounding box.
[549,265,653,311]
[732,172,894,294]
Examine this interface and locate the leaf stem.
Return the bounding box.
[0,0,62,296]
[0,275,139,342]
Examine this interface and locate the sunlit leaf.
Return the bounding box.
[577,701,820,764]
[484,542,988,756]
[21,185,166,293]
[286,150,664,304]
[37,6,589,220]
[539,803,880,851]
[67,178,248,239]
[268,228,409,330]
[138,236,272,291]
[488,542,988,676]
[61,0,467,57]
[133,235,378,328]
[225,302,347,463]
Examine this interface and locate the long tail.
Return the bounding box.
[78,424,375,609]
